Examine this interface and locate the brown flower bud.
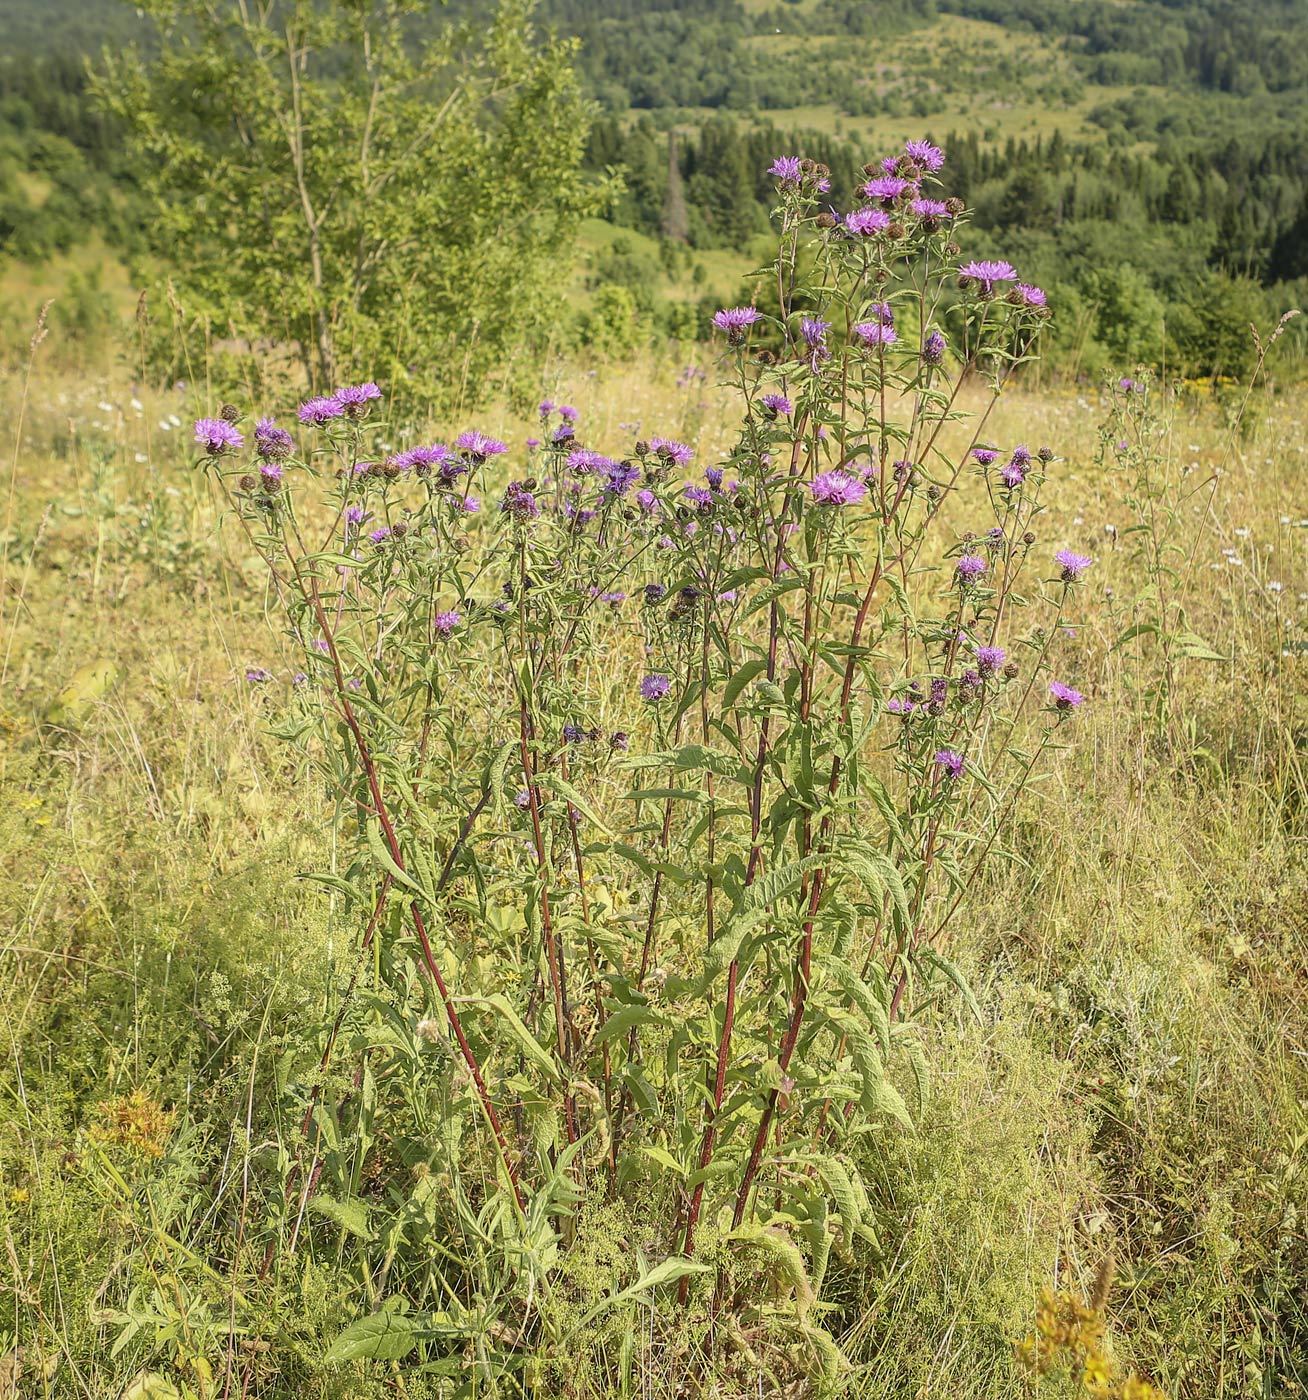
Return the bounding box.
[238,474,257,493]
[1023,530,1036,545]
[390,519,408,538]
[220,403,240,423]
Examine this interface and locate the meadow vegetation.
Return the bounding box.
[0,3,1307,1398]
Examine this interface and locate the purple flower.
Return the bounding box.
[1010,444,1032,467]
[194,418,243,455]
[864,302,894,326]
[713,306,762,342]
[254,417,294,460]
[958,260,1017,293]
[810,469,867,506]
[761,392,793,417]
[514,790,532,809]
[462,495,481,513]
[801,316,831,348]
[538,399,555,419]
[334,382,382,417]
[559,404,578,423]
[704,467,724,490]
[854,322,898,348]
[1054,550,1092,582]
[526,437,541,450]
[636,488,659,515]
[345,505,369,528]
[456,430,507,460]
[956,554,988,585]
[298,395,344,426]
[934,749,965,779]
[434,610,461,636]
[562,722,585,743]
[972,448,999,467]
[552,423,575,443]
[904,139,945,172]
[245,667,270,683]
[976,645,1006,676]
[1049,680,1084,710]
[683,484,714,510]
[887,697,916,716]
[640,673,671,702]
[1000,462,1026,489]
[769,156,804,184]
[259,460,284,484]
[921,329,947,366]
[1013,283,1047,308]
[644,583,667,603]
[567,449,614,475]
[501,481,540,521]
[910,198,951,220]
[1119,377,1145,393]
[603,460,641,497]
[860,175,913,201]
[844,207,891,236]
[369,527,392,544]
[651,436,693,467]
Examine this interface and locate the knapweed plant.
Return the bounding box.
[195,142,1093,1390]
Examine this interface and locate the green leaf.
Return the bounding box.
[723,657,769,709]
[459,993,562,1082]
[540,771,615,837]
[324,1311,420,1365]
[309,1194,375,1242]
[918,946,982,1024]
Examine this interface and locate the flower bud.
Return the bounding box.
[238,474,257,493]
[1023,530,1036,545]
[391,520,408,538]
[220,403,240,423]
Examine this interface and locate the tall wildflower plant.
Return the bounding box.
[195,144,1093,1387]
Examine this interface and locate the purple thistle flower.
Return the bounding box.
[259,460,284,483]
[800,316,831,348]
[769,156,804,184]
[864,302,894,326]
[456,430,507,460]
[636,489,659,515]
[910,198,951,220]
[551,423,575,443]
[683,484,714,510]
[922,328,947,365]
[704,466,724,490]
[644,583,667,603]
[501,481,540,521]
[538,399,555,419]
[1010,444,1033,467]
[887,697,916,716]
[976,644,1006,676]
[1000,462,1026,489]
[559,404,578,423]
[514,790,532,809]
[334,382,382,417]
[640,673,671,702]
[254,417,294,460]
[958,260,1017,293]
[245,667,270,683]
[904,139,945,172]
[844,207,891,236]
[562,722,585,743]
[1054,550,1092,582]
[298,395,344,427]
[567,449,614,475]
[526,437,541,450]
[369,527,392,544]
[1014,283,1047,308]
[810,469,867,506]
[345,505,369,527]
[712,306,762,343]
[854,321,898,347]
[603,460,641,497]
[462,496,481,513]
[972,448,999,467]
[761,392,793,417]
[860,175,913,201]
[956,554,988,585]
[434,610,461,636]
[1049,680,1084,710]
[651,436,693,467]
[934,749,965,779]
[194,418,243,455]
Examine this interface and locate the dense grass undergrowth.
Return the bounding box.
[2,320,1307,1398]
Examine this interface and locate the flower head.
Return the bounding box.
[958,260,1017,292]
[769,156,804,184]
[334,382,382,416]
[922,328,947,365]
[651,436,693,467]
[433,610,461,636]
[1054,550,1092,582]
[910,197,950,221]
[761,392,793,417]
[640,673,671,702]
[854,321,898,348]
[800,316,831,348]
[1049,680,1084,710]
[1000,461,1027,489]
[860,175,913,201]
[456,430,507,461]
[501,481,540,522]
[254,417,294,461]
[903,139,945,172]
[298,395,344,426]
[194,417,243,456]
[976,644,1006,676]
[844,207,891,236]
[1013,282,1047,308]
[712,306,762,343]
[956,554,988,585]
[810,469,867,506]
[972,448,999,467]
[934,749,965,779]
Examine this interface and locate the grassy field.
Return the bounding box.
[1,313,1306,1397]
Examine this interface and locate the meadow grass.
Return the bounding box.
[1,336,1306,1397]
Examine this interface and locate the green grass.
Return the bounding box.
[1,333,1307,1396]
